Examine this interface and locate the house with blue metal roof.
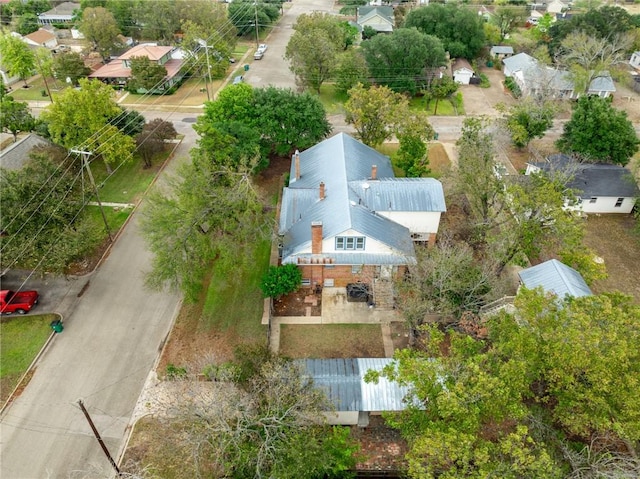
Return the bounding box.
[301,358,412,425]
[518,259,592,299]
[279,133,446,299]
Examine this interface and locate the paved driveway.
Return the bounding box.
[460,67,516,116]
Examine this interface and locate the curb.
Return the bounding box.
[0,313,63,417]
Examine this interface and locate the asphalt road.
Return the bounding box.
[0,112,195,479]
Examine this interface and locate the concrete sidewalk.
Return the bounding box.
[269,287,403,358]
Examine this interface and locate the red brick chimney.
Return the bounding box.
[311,221,322,254]
[319,182,325,200]
[295,150,300,180]
[371,164,377,180]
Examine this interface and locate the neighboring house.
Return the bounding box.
[0,56,19,86]
[630,51,640,70]
[503,52,616,99]
[452,58,474,85]
[0,134,51,171]
[37,2,80,25]
[89,43,183,91]
[490,45,514,60]
[356,6,394,33]
[23,29,58,49]
[518,259,592,299]
[528,9,544,24]
[300,358,411,426]
[279,133,446,297]
[526,154,640,214]
[546,0,568,14]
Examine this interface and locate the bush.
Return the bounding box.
[260,264,302,299]
[479,73,490,88]
[504,77,521,98]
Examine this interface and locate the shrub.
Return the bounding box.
[504,77,521,98]
[479,73,490,88]
[260,264,302,299]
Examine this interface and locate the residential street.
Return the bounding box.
[0,113,195,479]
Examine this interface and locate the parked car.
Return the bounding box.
[257,43,268,53]
[254,51,264,60]
[233,75,244,84]
[1,289,39,314]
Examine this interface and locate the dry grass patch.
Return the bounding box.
[279,324,385,358]
[429,142,451,176]
[583,214,640,302]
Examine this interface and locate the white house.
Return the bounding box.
[356,6,394,33]
[23,29,58,49]
[279,133,446,300]
[452,58,474,85]
[518,259,592,299]
[490,45,514,60]
[37,2,80,25]
[526,154,640,214]
[503,53,616,99]
[300,358,412,426]
[546,0,569,14]
[630,51,640,70]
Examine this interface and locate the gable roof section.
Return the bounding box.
[503,52,538,74]
[301,358,410,412]
[519,259,592,298]
[452,58,474,74]
[531,154,640,198]
[24,29,56,45]
[39,2,79,16]
[350,178,446,213]
[0,134,50,170]
[490,46,514,55]
[357,6,394,22]
[118,43,173,61]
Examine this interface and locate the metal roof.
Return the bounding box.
[531,154,640,198]
[301,358,410,412]
[518,259,592,298]
[280,133,444,265]
[490,46,514,55]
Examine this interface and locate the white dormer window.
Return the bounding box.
[336,236,365,250]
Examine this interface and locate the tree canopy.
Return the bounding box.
[361,28,446,95]
[0,97,35,142]
[53,52,91,87]
[128,56,167,92]
[78,6,121,58]
[228,0,280,37]
[404,4,486,59]
[556,96,640,166]
[0,32,35,86]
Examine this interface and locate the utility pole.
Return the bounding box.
[70,149,113,243]
[254,1,260,49]
[203,43,212,102]
[77,400,121,476]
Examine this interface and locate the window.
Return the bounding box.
[301,279,311,286]
[615,197,624,208]
[352,265,363,274]
[589,197,597,204]
[335,236,365,250]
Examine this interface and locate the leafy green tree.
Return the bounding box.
[228,0,279,36]
[78,6,121,58]
[500,98,555,148]
[286,27,339,93]
[293,12,355,50]
[492,6,526,41]
[361,25,377,41]
[344,83,407,147]
[556,96,640,166]
[334,49,369,95]
[394,111,434,178]
[181,19,234,81]
[361,28,446,94]
[132,0,179,43]
[14,12,39,35]
[0,97,35,141]
[260,264,302,299]
[33,47,54,101]
[41,78,135,171]
[128,56,167,92]
[429,75,458,115]
[0,32,35,86]
[53,52,90,86]
[141,156,264,301]
[104,0,137,37]
[109,106,145,137]
[0,155,101,273]
[404,4,486,59]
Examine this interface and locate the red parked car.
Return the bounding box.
[0,289,39,315]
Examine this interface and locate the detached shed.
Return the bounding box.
[490,45,514,60]
[452,59,474,85]
[301,358,411,426]
[518,259,592,299]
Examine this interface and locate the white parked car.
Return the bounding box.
[257,44,268,53]
[254,50,264,60]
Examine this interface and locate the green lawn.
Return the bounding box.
[91,154,164,204]
[1,314,57,403]
[315,84,349,115]
[409,95,465,116]
[201,239,271,340]
[7,77,68,102]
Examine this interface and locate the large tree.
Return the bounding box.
[404,3,486,59]
[40,78,135,171]
[0,32,35,86]
[344,83,408,147]
[334,49,369,95]
[53,51,90,86]
[78,6,121,59]
[135,118,177,168]
[491,6,527,42]
[132,0,179,43]
[128,56,167,92]
[0,97,35,141]
[228,0,280,37]
[499,97,555,148]
[556,96,639,166]
[361,28,446,95]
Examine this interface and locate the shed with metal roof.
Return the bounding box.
[518,259,592,299]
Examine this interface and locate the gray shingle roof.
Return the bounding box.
[279,133,445,265]
[518,259,592,298]
[531,154,640,198]
[490,46,514,55]
[301,358,410,412]
[0,134,50,171]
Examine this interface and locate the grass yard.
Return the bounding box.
[376,141,450,178]
[91,154,165,204]
[158,239,271,371]
[410,95,465,116]
[121,77,210,107]
[315,84,349,115]
[1,314,57,404]
[582,215,640,303]
[7,77,68,102]
[279,324,386,358]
